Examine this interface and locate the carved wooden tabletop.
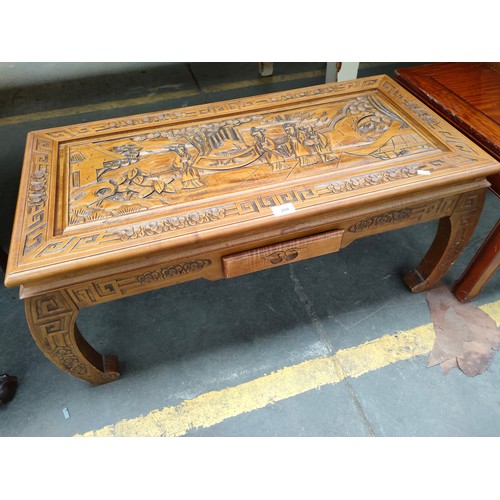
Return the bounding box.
[5,75,500,384]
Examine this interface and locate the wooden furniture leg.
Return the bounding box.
[25,289,120,385]
[451,220,500,302]
[451,175,499,302]
[404,189,486,293]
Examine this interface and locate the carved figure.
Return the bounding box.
[250,127,288,172]
[299,125,337,163]
[282,123,318,167]
[169,144,204,189]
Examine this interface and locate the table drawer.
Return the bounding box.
[222,229,344,278]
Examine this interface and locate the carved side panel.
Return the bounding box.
[345,194,460,237]
[66,259,213,308]
[347,209,413,233]
[22,138,52,257]
[68,280,120,307]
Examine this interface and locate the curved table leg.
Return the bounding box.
[25,289,120,385]
[404,189,486,293]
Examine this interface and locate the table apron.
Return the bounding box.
[20,182,489,309]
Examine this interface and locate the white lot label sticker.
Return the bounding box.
[417,169,431,175]
[272,203,296,217]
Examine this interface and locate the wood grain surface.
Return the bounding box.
[223,229,344,278]
[395,62,500,162]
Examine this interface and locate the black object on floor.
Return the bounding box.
[0,374,17,405]
[0,247,7,272]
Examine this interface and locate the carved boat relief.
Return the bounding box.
[66,94,436,226]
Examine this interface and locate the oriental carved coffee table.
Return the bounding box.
[5,75,500,385]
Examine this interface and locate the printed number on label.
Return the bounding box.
[272,203,296,216]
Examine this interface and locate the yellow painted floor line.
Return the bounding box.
[78,300,500,437]
[0,69,325,127]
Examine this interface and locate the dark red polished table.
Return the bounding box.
[396,62,500,302]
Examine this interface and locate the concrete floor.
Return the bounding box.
[0,62,499,442]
